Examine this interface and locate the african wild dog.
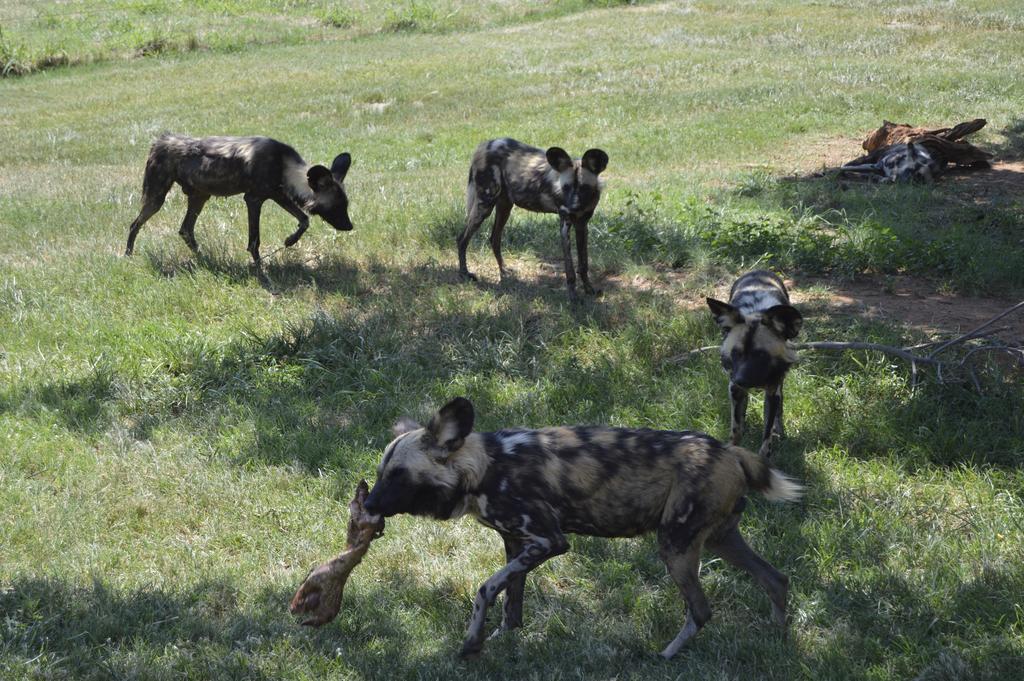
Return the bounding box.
[456,138,609,301]
[363,397,802,659]
[706,270,803,458]
[125,134,352,265]
[840,142,943,183]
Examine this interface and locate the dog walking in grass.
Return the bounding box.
[362,397,802,659]
[457,138,608,301]
[125,134,352,266]
[707,270,804,458]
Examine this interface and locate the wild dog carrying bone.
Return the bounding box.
[457,138,609,301]
[707,271,803,458]
[125,134,352,266]
[362,397,802,659]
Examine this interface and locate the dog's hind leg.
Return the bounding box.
[125,170,174,256]
[657,502,714,659]
[244,194,266,267]
[458,195,495,282]
[656,537,710,659]
[177,193,209,254]
[489,198,513,281]
[708,524,788,631]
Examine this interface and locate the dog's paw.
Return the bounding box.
[458,643,483,660]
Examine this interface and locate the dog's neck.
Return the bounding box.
[282,159,316,209]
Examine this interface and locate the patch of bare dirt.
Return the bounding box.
[601,267,1024,344]
[786,134,1024,203]
[792,275,1024,344]
[943,160,1024,202]
[782,135,865,171]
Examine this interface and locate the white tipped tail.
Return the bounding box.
[762,468,804,503]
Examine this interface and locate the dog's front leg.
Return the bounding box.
[489,534,525,639]
[574,219,598,296]
[559,216,578,302]
[244,194,265,266]
[759,384,783,458]
[460,534,567,658]
[271,192,310,247]
[729,382,749,445]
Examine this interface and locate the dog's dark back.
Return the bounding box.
[729,269,791,316]
[476,426,761,538]
[146,134,310,199]
[466,138,605,216]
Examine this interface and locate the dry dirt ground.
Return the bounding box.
[740,130,1024,344]
[527,127,1024,345]
[791,275,1024,345]
[615,268,1024,345]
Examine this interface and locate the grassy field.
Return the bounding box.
[2,1,1023,679]
[0,0,640,76]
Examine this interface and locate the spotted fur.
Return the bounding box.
[707,270,803,458]
[456,138,608,301]
[364,397,802,659]
[841,141,942,183]
[125,134,353,266]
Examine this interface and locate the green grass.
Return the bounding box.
[0,0,641,76]
[2,1,1024,679]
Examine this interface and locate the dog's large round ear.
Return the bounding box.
[582,149,609,175]
[331,153,352,182]
[392,417,421,437]
[545,147,574,173]
[426,397,475,452]
[307,164,333,190]
[763,304,803,339]
[706,298,743,331]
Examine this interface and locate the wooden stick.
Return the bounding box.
[793,340,940,365]
[927,301,1024,359]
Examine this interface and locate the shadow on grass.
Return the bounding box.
[426,204,702,289]
[989,117,1024,163]
[4,483,1019,680]
[0,362,118,436]
[7,258,1019,475]
[117,254,677,473]
[144,246,367,295]
[0,570,475,680]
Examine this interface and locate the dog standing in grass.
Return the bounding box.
[457,138,608,301]
[362,397,802,659]
[125,134,352,266]
[706,270,803,458]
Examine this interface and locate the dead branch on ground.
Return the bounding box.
[668,301,1024,388]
